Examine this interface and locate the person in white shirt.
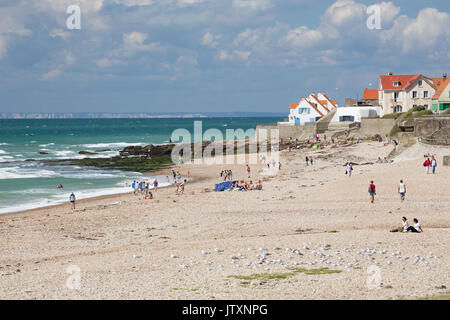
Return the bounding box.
[431,156,437,174]
[401,216,409,232]
[398,180,406,202]
[406,218,423,233]
[390,216,409,232]
[346,162,353,177]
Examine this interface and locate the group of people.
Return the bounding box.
[375,157,389,164]
[391,217,423,233]
[227,180,263,191]
[220,169,233,181]
[368,179,408,203]
[305,156,314,166]
[131,180,157,199]
[423,156,437,174]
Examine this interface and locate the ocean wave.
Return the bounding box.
[39,143,55,147]
[0,150,7,155]
[0,143,9,146]
[0,167,58,179]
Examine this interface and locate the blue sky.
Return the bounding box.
[0,0,449,113]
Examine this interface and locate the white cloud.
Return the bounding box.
[281,26,323,49]
[219,49,251,61]
[232,0,273,11]
[49,28,71,39]
[41,69,62,80]
[95,57,125,68]
[202,32,220,48]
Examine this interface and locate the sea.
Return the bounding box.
[0,117,282,214]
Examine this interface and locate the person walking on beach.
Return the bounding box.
[346,162,353,177]
[246,164,251,178]
[431,156,437,174]
[309,157,313,166]
[368,181,376,204]
[305,156,309,166]
[153,179,159,192]
[398,180,406,202]
[423,158,431,174]
[69,192,76,210]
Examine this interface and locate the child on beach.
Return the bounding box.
[346,162,353,177]
[368,181,376,203]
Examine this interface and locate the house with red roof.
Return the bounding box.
[281,92,338,126]
[378,72,437,116]
[431,74,450,113]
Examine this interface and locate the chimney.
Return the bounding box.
[388,72,393,76]
[444,73,448,80]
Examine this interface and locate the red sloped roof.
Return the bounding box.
[319,93,337,108]
[432,78,450,99]
[310,94,330,112]
[305,99,324,116]
[380,74,424,90]
[363,89,378,100]
[290,103,299,109]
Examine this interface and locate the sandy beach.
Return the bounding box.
[0,140,449,300]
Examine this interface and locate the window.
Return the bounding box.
[394,105,403,113]
[412,91,417,99]
[424,104,428,109]
[393,81,400,87]
[423,91,428,98]
[418,80,423,87]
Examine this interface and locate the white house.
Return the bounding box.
[431,76,450,114]
[378,72,437,116]
[280,92,338,126]
[330,106,381,123]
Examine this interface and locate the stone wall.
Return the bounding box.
[414,116,450,139]
[359,118,395,137]
[256,124,316,140]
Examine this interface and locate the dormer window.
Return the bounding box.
[393,81,400,87]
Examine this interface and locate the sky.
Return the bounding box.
[0,0,449,113]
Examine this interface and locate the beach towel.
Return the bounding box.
[214,181,233,192]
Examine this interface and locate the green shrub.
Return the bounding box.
[382,112,404,119]
[389,124,398,136]
[412,105,425,112]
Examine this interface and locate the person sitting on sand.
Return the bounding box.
[145,191,153,200]
[406,218,423,233]
[390,216,409,232]
[255,180,263,190]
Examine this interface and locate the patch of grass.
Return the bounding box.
[389,124,399,137]
[328,230,339,233]
[240,281,251,286]
[382,112,404,119]
[436,285,447,290]
[228,267,342,282]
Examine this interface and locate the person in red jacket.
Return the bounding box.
[368,181,376,204]
[423,158,431,174]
